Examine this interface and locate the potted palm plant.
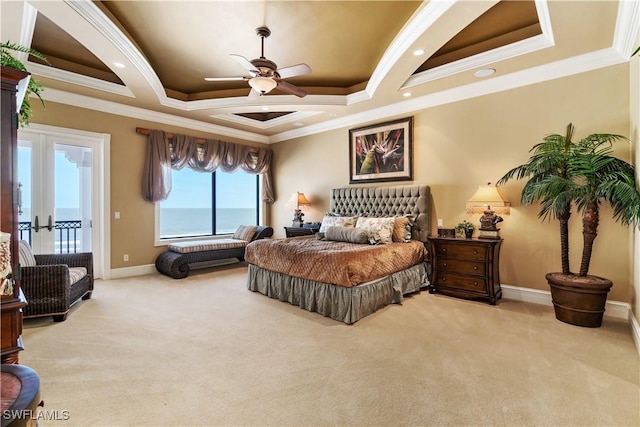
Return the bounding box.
[1,41,48,126]
[498,123,640,327]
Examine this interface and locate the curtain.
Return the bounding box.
[142,129,274,203]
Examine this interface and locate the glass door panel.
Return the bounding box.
[17,136,93,254]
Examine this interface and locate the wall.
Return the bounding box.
[631,35,640,323]
[27,102,269,270]
[26,62,634,302]
[271,64,633,302]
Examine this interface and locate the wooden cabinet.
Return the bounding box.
[1,66,29,363]
[428,237,502,305]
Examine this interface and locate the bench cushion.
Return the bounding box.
[232,225,258,241]
[168,238,247,254]
[68,267,88,285]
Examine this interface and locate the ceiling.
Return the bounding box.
[1,1,637,144]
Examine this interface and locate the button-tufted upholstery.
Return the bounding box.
[330,185,431,242]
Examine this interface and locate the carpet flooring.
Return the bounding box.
[19,263,640,426]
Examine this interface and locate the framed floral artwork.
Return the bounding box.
[349,117,413,183]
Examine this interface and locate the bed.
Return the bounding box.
[246,184,431,324]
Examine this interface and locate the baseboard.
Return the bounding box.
[501,284,630,320]
[109,258,241,279]
[110,264,157,279]
[631,314,640,357]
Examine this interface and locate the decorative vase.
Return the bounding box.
[546,272,612,328]
[464,229,473,239]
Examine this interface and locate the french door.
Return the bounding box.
[16,125,108,278]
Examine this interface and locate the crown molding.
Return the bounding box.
[65,0,167,101]
[39,88,269,144]
[403,0,554,89]
[27,62,135,98]
[366,0,458,97]
[271,47,627,143]
[612,0,640,57]
[212,111,322,130]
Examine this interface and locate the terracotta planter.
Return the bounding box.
[546,272,612,328]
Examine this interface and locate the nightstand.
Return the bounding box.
[428,237,502,305]
[284,223,320,237]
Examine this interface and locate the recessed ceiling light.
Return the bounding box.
[474,68,496,78]
[113,62,125,68]
[261,106,269,111]
[403,92,412,97]
[293,122,304,127]
[413,49,425,56]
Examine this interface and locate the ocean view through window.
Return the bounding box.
[159,168,258,239]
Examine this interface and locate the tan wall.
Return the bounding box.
[631,35,640,321]
[26,63,634,302]
[272,64,633,302]
[27,102,268,269]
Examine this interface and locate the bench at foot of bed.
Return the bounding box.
[156,225,273,279]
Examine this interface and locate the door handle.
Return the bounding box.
[32,215,54,232]
[17,182,23,215]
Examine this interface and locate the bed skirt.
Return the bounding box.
[247,262,429,324]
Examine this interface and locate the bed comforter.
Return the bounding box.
[245,236,427,287]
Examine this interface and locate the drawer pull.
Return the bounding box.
[473,249,478,254]
[442,262,447,267]
[474,282,478,286]
[442,277,446,281]
[441,248,447,253]
[473,266,478,270]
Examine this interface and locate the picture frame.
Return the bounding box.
[349,116,413,184]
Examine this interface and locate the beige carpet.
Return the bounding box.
[19,263,640,426]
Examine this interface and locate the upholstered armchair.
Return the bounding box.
[18,240,93,322]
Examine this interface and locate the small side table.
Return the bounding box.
[284,223,320,238]
[1,364,42,427]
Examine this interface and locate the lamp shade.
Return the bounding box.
[466,183,510,214]
[287,192,311,209]
[248,76,277,94]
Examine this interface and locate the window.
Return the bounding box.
[158,169,259,240]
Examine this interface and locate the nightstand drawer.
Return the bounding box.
[436,273,487,293]
[436,258,485,277]
[433,242,487,260]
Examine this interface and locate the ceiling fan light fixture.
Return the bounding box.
[249,76,277,94]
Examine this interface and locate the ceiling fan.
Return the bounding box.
[204,26,312,99]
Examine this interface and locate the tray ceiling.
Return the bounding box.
[1,0,636,143]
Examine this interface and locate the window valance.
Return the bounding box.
[141,129,274,203]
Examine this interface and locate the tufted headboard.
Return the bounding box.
[330,185,431,242]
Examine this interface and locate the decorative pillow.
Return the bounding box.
[232,225,258,241]
[356,217,396,245]
[18,240,36,267]
[318,214,358,233]
[392,215,415,243]
[324,226,369,244]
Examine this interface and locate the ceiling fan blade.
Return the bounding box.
[248,88,261,100]
[277,63,312,79]
[204,76,248,82]
[276,80,307,98]
[230,54,259,73]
